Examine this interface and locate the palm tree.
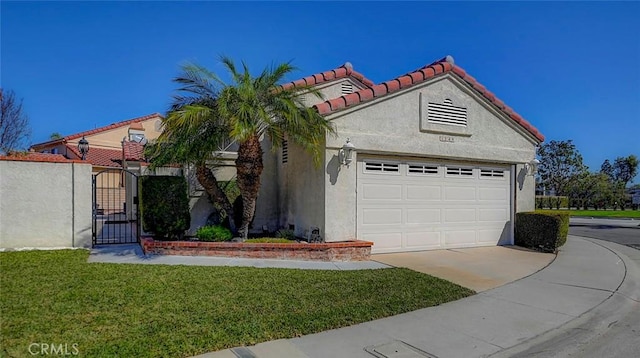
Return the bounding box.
[146,87,237,232]
[149,57,334,239]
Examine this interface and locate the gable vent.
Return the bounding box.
[446,167,473,177]
[480,169,505,178]
[428,99,467,126]
[364,161,399,173]
[408,164,439,175]
[341,82,354,95]
[282,140,288,164]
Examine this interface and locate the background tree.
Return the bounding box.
[49,132,63,140]
[537,140,587,196]
[600,159,614,182]
[612,155,639,188]
[0,88,31,154]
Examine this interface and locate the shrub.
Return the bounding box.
[535,196,568,209]
[140,176,191,240]
[196,225,233,242]
[245,238,296,244]
[275,229,296,241]
[515,211,569,253]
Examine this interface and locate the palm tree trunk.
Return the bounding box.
[235,134,264,240]
[196,165,236,233]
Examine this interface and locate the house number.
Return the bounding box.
[439,135,455,143]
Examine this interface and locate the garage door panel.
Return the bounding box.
[406,209,441,224]
[362,232,402,250]
[444,209,476,223]
[361,208,402,225]
[444,230,477,247]
[406,185,442,201]
[444,186,476,201]
[479,208,509,222]
[406,231,441,248]
[478,228,507,244]
[479,187,508,201]
[358,158,512,253]
[362,184,403,200]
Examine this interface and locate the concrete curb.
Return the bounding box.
[488,237,640,357]
[196,236,635,358]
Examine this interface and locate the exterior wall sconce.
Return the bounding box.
[339,138,355,166]
[78,136,90,160]
[524,158,540,176]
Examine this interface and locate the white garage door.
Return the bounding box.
[357,157,512,253]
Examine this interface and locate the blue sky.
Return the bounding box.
[2,1,638,173]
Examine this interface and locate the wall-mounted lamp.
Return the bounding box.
[339,138,355,166]
[78,136,90,160]
[524,158,540,176]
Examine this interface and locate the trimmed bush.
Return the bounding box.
[535,196,569,209]
[195,225,233,242]
[140,176,191,240]
[515,211,569,253]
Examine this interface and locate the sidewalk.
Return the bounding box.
[196,236,639,358]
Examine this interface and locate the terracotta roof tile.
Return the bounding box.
[312,56,544,142]
[122,141,145,161]
[0,152,82,164]
[358,88,375,102]
[66,144,122,168]
[398,75,412,88]
[129,122,144,130]
[278,63,375,92]
[31,112,162,149]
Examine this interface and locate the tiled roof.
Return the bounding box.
[313,56,544,142]
[66,144,122,168]
[279,62,375,91]
[122,141,145,161]
[31,112,162,149]
[0,152,82,164]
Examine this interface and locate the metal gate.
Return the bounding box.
[92,168,139,245]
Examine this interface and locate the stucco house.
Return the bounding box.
[30,112,164,171]
[251,55,544,254]
[26,55,543,254]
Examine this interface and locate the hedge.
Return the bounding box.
[515,211,569,253]
[535,196,569,209]
[140,176,191,240]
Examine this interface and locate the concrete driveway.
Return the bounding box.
[372,246,556,292]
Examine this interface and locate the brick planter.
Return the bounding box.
[140,237,373,262]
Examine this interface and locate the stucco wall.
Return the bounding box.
[324,149,358,242]
[0,160,92,248]
[282,141,326,239]
[253,138,280,233]
[515,163,536,212]
[326,75,538,163]
[322,74,539,242]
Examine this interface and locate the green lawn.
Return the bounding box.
[569,210,640,218]
[1,250,473,357]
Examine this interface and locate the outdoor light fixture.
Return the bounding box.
[524,158,540,176]
[78,136,90,160]
[339,138,355,166]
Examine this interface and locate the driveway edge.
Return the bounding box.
[488,237,640,357]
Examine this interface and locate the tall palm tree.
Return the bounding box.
[146,79,237,232]
[149,57,334,239]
